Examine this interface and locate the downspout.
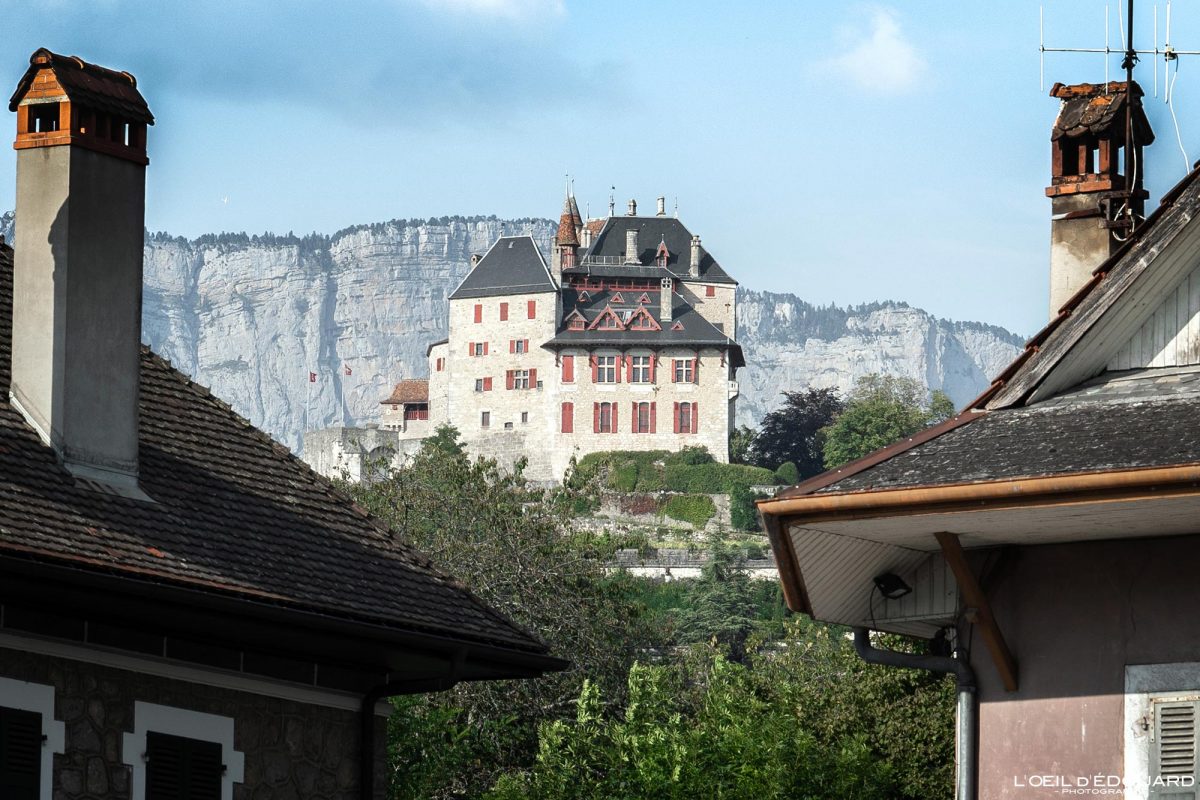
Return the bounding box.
[853,628,977,800]
[360,651,465,800]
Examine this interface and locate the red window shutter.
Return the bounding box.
[500,302,508,321]
[506,370,514,390]
[611,402,618,433]
[706,285,716,297]
[562,402,573,433]
[671,359,679,383]
[593,403,600,433]
[484,377,493,391]
[650,402,657,433]
[510,339,515,354]
[468,341,474,356]
[692,355,699,383]
[562,355,574,383]
[673,402,680,433]
[528,300,536,319]
[692,401,699,433]
[619,356,627,383]
[649,355,657,383]
[524,338,530,352]
[591,355,598,383]
[529,368,537,387]
[483,341,489,355]
[474,304,482,323]
[631,402,637,433]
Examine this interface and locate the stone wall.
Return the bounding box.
[300,425,421,482]
[0,646,386,800]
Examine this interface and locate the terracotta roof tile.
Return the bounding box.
[9,48,154,124]
[382,379,429,404]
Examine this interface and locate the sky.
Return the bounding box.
[2,0,1200,336]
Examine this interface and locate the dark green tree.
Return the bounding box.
[821,374,955,469]
[728,424,756,464]
[748,387,844,477]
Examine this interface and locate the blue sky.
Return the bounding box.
[2,1,1200,336]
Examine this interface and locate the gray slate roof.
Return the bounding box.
[450,235,557,300]
[569,216,736,284]
[818,366,1200,493]
[0,243,553,659]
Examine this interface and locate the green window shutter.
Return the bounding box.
[1151,698,1199,799]
[0,706,43,800]
[147,731,222,800]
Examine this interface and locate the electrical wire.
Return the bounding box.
[1168,57,1192,171]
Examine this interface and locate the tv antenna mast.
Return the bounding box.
[1040,0,1199,233]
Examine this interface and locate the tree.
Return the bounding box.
[748,387,844,477]
[821,375,955,470]
[346,428,653,799]
[728,424,756,464]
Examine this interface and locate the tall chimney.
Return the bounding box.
[689,235,702,278]
[656,196,666,216]
[8,49,153,491]
[625,228,640,264]
[626,198,637,216]
[1046,81,1153,317]
[660,277,673,323]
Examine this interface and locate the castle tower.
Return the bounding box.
[8,49,153,488]
[553,192,579,284]
[1046,81,1153,317]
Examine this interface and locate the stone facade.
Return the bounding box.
[0,644,386,800]
[301,425,421,481]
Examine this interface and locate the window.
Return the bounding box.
[468,342,487,357]
[593,355,617,383]
[633,401,656,434]
[639,293,651,305]
[674,358,696,383]
[474,304,483,323]
[675,401,698,434]
[630,356,652,383]
[123,701,243,800]
[435,357,445,372]
[569,316,586,331]
[404,405,429,420]
[511,339,527,354]
[594,402,617,433]
[507,370,529,390]
[499,302,508,321]
[521,411,529,424]
[481,411,490,428]
[475,378,492,392]
[598,313,622,330]
[706,285,716,297]
[561,355,574,383]
[475,379,484,392]
[504,422,514,430]
[561,402,574,433]
[611,292,624,304]
[0,677,64,800]
[527,300,537,319]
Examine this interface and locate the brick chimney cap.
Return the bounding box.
[10,47,153,124]
[1050,80,1153,144]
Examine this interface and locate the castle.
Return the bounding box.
[424,191,744,482]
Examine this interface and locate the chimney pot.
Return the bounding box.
[627,199,637,216]
[689,235,702,278]
[625,228,640,264]
[470,253,481,268]
[656,196,666,216]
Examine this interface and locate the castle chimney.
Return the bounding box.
[656,196,666,216]
[8,49,153,492]
[625,228,640,264]
[581,224,593,249]
[660,276,673,323]
[689,235,702,278]
[470,253,482,269]
[1046,81,1153,317]
[627,198,637,216]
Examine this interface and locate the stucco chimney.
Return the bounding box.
[8,49,153,492]
[1046,81,1153,317]
[626,198,637,216]
[660,277,673,323]
[656,196,666,216]
[625,228,640,264]
[689,235,702,278]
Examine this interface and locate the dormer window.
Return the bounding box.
[570,317,586,331]
[638,293,651,305]
[655,239,670,268]
[599,315,622,330]
[611,292,624,304]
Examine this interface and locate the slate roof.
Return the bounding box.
[569,216,736,284]
[449,236,557,300]
[546,285,744,366]
[382,379,429,405]
[9,48,154,124]
[1049,80,1152,143]
[0,244,550,657]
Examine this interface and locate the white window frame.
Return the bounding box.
[1124,662,1200,800]
[123,701,245,800]
[630,356,651,383]
[674,359,694,383]
[595,356,617,383]
[0,677,65,800]
[474,378,484,393]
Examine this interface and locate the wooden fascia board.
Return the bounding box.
[762,512,812,615]
[935,531,1019,692]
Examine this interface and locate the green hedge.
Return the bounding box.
[577,448,779,495]
[661,494,716,528]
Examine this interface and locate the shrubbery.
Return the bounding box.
[577,448,779,495]
[661,493,717,527]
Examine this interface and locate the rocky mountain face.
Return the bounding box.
[0,212,1024,450]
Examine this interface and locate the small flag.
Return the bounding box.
[309,372,316,383]
[344,364,352,376]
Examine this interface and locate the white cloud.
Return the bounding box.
[416,0,564,20]
[821,6,926,94]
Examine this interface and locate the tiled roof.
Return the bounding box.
[449,236,558,300]
[382,379,429,405]
[0,244,550,657]
[1049,80,1152,143]
[9,48,154,124]
[573,216,736,285]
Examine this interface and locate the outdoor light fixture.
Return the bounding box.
[873,572,912,600]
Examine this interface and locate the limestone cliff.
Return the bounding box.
[0,212,1025,450]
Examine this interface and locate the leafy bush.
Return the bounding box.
[775,460,800,485]
[729,483,761,531]
[677,444,715,465]
[611,461,639,492]
[661,494,716,528]
[663,462,777,494]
